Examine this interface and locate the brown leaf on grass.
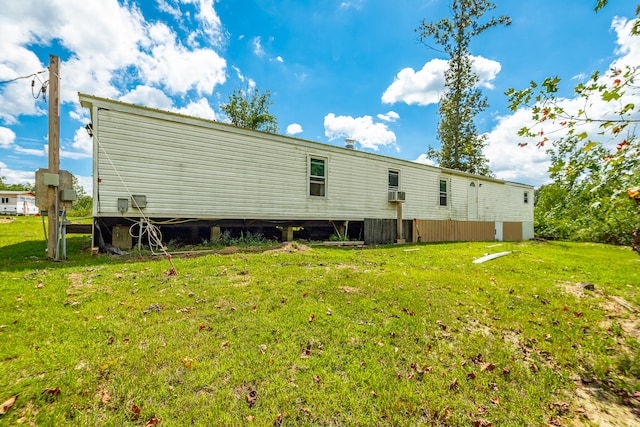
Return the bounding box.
[473,420,492,427]
[131,404,141,418]
[0,395,17,415]
[471,353,483,364]
[259,344,267,354]
[274,412,283,424]
[101,390,111,403]
[35,283,44,289]
[574,311,584,318]
[182,357,194,368]
[441,406,451,420]
[221,341,229,349]
[326,308,332,316]
[107,336,114,345]
[41,387,61,396]
[313,375,321,384]
[477,405,488,415]
[480,363,496,372]
[115,273,123,279]
[245,415,255,422]
[435,320,447,330]
[467,372,477,380]
[308,313,315,323]
[491,397,500,406]
[145,416,160,426]
[449,378,459,390]
[246,390,257,407]
[502,366,511,375]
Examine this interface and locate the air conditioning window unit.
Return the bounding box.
[388,190,406,202]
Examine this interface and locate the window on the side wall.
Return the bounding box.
[309,157,326,197]
[524,191,529,204]
[388,170,399,190]
[1,197,9,204]
[439,179,448,206]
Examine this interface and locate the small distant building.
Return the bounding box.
[0,191,38,215]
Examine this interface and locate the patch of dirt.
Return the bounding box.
[264,242,311,254]
[0,217,14,224]
[573,384,640,426]
[67,272,84,296]
[339,286,360,294]
[558,281,640,425]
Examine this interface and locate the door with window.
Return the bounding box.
[468,181,478,220]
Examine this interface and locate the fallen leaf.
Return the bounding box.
[274,412,283,424]
[35,283,44,289]
[221,341,229,349]
[131,404,141,418]
[246,390,257,407]
[449,378,459,390]
[252,305,257,311]
[442,406,451,420]
[308,313,315,323]
[467,372,477,380]
[182,357,194,368]
[246,415,255,422]
[473,420,492,427]
[472,353,483,364]
[107,336,114,345]
[95,315,104,320]
[435,320,447,330]
[101,390,111,403]
[477,405,488,415]
[313,375,321,384]
[0,395,17,415]
[326,308,332,316]
[145,416,160,426]
[502,366,511,375]
[115,273,123,279]
[491,397,500,406]
[259,344,267,354]
[480,363,496,372]
[41,387,61,396]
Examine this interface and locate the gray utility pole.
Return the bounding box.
[47,55,60,259]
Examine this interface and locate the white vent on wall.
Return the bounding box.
[388,191,406,203]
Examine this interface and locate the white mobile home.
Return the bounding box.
[0,191,38,216]
[80,94,534,247]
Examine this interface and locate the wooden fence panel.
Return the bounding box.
[503,222,523,241]
[413,220,495,242]
[364,219,412,245]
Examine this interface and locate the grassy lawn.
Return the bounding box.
[1,216,639,426]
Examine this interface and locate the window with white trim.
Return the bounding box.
[439,179,448,207]
[309,157,326,197]
[388,170,399,190]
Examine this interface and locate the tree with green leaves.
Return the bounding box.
[417,0,511,176]
[220,88,278,133]
[0,174,34,191]
[506,3,640,252]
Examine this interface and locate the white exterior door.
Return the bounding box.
[468,181,478,220]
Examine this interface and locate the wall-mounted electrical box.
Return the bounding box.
[117,198,129,213]
[112,225,132,250]
[60,189,77,201]
[43,173,60,187]
[131,194,147,209]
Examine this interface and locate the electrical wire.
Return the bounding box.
[0,69,47,85]
[92,131,177,275]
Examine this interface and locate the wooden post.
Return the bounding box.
[47,55,60,259]
[396,202,405,244]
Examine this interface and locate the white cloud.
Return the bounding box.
[324,113,397,151]
[382,56,501,106]
[252,36,265,57]
[172,98,217,120]
[120,86,174,110]
[377,111,399,122]
[0,160,36,185]
[414,153,436,166]
[66,126,92,159]
[483,109,552,187]
[286,123,303,135]
[275,56,284,63]
[0,127,16,148]
[0,0,227,123]
[75,174,93,196]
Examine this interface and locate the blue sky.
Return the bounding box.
[1,0,638,195]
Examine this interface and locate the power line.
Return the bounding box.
[0,69,47,85]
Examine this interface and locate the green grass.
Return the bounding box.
[1,216,639,426]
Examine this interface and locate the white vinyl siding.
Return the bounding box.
[82,94,534,226]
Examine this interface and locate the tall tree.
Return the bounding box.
[506,3,640,252]
[417,0,511,175]
[221,88,278,133]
